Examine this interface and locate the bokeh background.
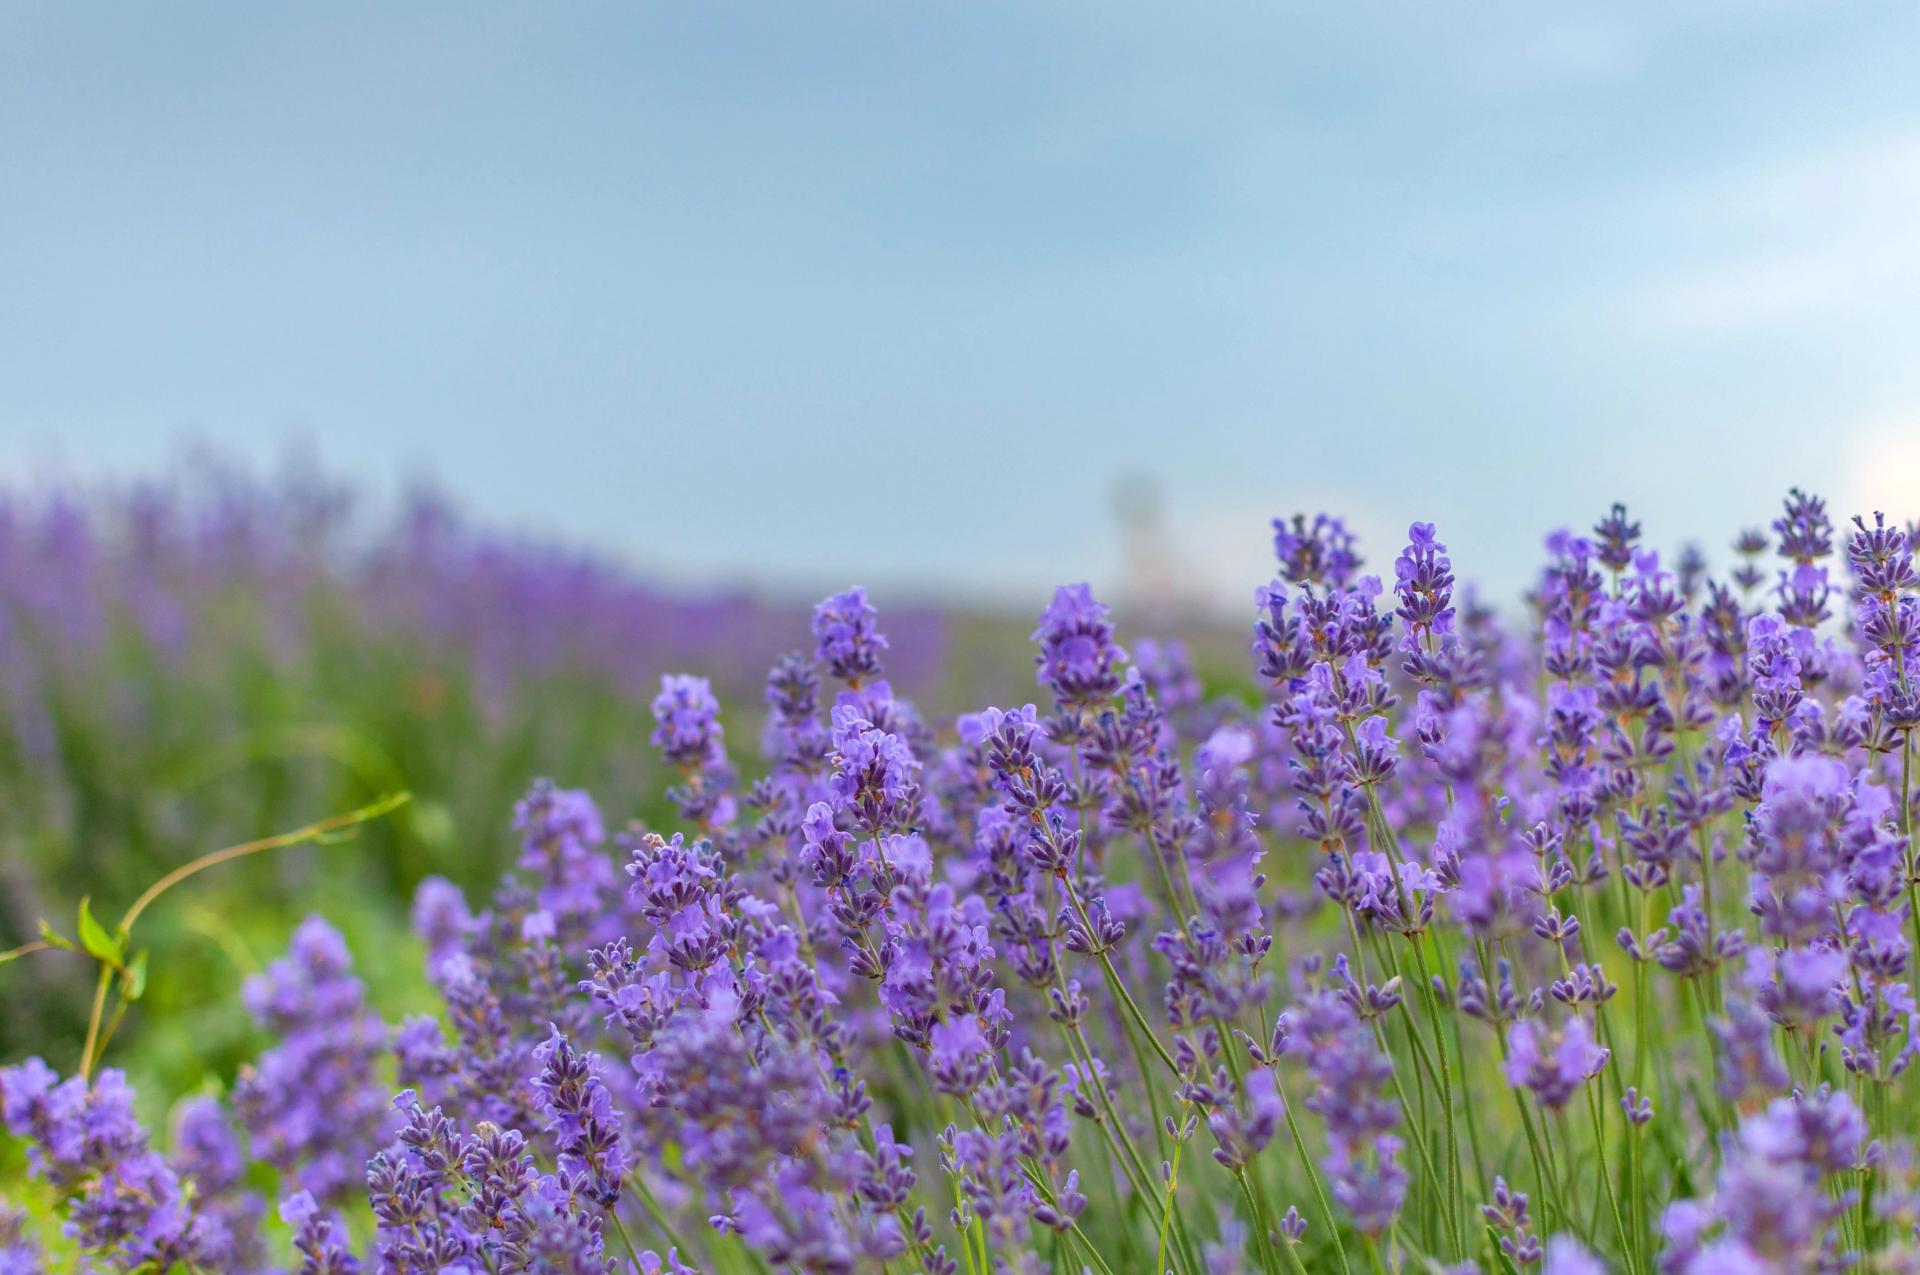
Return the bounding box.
[4,0,1920,1108]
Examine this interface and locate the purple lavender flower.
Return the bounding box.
[1711,997,1791,1104]
[1504,1014,1609,1111]
[828,705,921,836]
[233,917,393,1206]
[172,1096,271,1273]
[1293,990,1405,1235]
[0,1061,201,1270]
[412,875,474,974]
[1732,526,1771,592]
[1131,636,1203,714]
[512,780,617,926]
[928,1014,994,1098]
[530,1027,629,1208]
[1032,583,1127,714]
[813,586,889,686]
[1543,1235,1607,1275]
[1395,521,1464,690]
[282,1191,362,1275]
[651,672,725,769]
[1660,1087,1862,1271]
[1273,512,1362,587]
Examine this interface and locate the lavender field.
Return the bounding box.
[10,4,1920,1269]
[5,482,1915,1274]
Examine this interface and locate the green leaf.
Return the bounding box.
[76,897,124,967]
[123,949,150,1002]
[35,918,75,951]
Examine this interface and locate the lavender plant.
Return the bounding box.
[9,492,1920,1274]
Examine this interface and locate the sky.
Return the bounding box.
[5,2,1920,615]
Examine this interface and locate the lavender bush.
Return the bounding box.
[7,491,1920,1273]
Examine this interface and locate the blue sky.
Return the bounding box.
[5,3,1920,613]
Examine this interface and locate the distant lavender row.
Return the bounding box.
[7,491,1920,1274]
[0,461,947,739]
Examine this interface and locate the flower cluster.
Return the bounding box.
[12,490,1920,1275]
